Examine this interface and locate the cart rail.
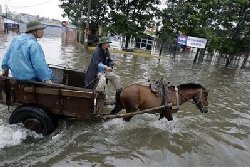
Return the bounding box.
[100,105,167,119]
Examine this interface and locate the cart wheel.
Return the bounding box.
[16,104,58,130]
[9,106,56,135]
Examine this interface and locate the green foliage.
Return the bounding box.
[59,0,160,38]
[160,0,250,55]
[59,0,249,55]
[108,0,161,38]
[59,0,109,29]
[215,0,250,55]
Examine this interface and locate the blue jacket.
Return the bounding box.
[1,33,52,81]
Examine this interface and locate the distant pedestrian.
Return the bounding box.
[1,21,52,84]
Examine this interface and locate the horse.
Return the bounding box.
[110,82,208,121]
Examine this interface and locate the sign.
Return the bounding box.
[177,35,187,45]
[186,36,207,48]
[177,35,207,48]
[61,21,67,27]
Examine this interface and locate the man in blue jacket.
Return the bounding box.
[84,37,121,92]
[1,21,52,84]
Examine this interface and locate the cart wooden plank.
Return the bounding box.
[23,87,94,98]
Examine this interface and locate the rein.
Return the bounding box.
[84,77,98,88]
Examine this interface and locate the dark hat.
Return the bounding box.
[26,21,47,33]
[98,37,112,45]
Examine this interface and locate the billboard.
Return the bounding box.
[186,36,207,48]
[178,35,207,48]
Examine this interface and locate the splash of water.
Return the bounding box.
[0,120,42,149]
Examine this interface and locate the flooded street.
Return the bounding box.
[0,34,250,167]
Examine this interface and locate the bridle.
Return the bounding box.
[171,86,208,111]
[193,89,208,111]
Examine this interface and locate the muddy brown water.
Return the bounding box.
[0,34,249,167]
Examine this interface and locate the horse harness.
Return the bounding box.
[151,83,206,112]
[171,86,180,111]
[150,81,170,118]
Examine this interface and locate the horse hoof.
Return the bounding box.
[110,111,116,115]
[123,117,131,122]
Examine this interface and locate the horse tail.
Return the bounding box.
[110,88,123,114]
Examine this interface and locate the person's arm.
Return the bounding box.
[1,49,10,72]
[29,42,52,82]
[93,47,111,72]
[98,63,107,72]
[1,38,16,76]
[106,58,114,67]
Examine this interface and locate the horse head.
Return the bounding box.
[193,88,209,113]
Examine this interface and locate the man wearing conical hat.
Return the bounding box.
[84,37,121,92]
[1,21,52,84]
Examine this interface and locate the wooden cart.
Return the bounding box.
[0,66,110,135]
[0,66,166,135]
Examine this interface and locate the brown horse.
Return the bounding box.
[111,82,208,121]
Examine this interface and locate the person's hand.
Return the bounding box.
[105,66,113,72]
[43,80,52,84]
[1,70,9,77]
[113,60,121,65]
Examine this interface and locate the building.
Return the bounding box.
[3,18,19,33]
[61,22,78,44]
[0,5,3,32]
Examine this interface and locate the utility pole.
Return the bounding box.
[4,5,8,18]
[4,4,8,34]
[83,0,91,52]
[0,5,2,15]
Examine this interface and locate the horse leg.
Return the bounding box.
[123,109,133,122]
[124,116,132,121]
[123,105,138,122]
[158,113,164,120]
[159,106,173,121]
[159,111,173,121]
[166,115,173,121]
[110,103,122,114]
[164,111,173,121]
[110,89,123,114]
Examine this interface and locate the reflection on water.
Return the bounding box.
[0,34,250,166]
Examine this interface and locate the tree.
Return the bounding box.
[108,0,161,48]
[215,0,250,66]
[160,0,218,61]
[59,0,109,30]
[160,0,250,65]
[59,0,162,49]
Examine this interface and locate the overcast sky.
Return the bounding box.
[0,0,67,20]
[0,0,167,21]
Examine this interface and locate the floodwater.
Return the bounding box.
[0,33,249,167]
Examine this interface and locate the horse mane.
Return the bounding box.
[177,83,205,90]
